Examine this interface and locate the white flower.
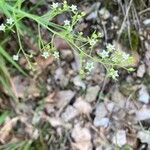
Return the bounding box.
[42,51,49,59]
[85,62,94,72]
[99,50,109,58]
[70,5,77,12]
[52,2,59,9]
[53,51,59,59]
[106,44,115,51]
[64,20,70,26]
[89,39,96,46]
[0,24,5,31]
[13,55,19,61]
[108,68,119,79]
[122,52,129,60]
[6,18,14,25]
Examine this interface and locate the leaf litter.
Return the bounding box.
[1,0,150,149]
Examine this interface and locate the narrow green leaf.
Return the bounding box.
[0,46,27,76]
[21,141,32,150]
[0,111,9,125]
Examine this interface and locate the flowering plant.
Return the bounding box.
[0,0,134,80]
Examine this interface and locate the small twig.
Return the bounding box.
[117,0,134,41]
[139,7,150,15]
[97,74,108,104]
[102,21,108,43]
[132,3,141,29]
[118,0,126,16]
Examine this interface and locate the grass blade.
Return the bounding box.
[0,46,27,76]
[0,111,9,125]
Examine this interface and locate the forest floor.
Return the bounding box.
[0,0,150,150]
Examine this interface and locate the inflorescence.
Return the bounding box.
[0,1,134,80]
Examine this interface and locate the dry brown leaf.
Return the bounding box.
[12,76,40,99]
[19,116,39,140]
[44,92,56,103]
[12,76,28,98]
[72,141,92,150]
[126,134,138,149]
[55,90,76,109]
[44,90,76,116]
[75,22,88,32]
[24,125,39,140]
[71,124,91,142]
[53,37,71,50]
[0,117,19,143]
[27,83,40,98]
[73,97,92,115]
[71,124,92,150]
[35,55,54,69]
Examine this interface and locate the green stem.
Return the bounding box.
[1,2,129,71]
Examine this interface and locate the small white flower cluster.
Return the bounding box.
[51,2,77,12]
[13,54,19,61]
[122,52,129,60]
[96,43,132,79]
[106,43,115,52]
[0,18,14,32]
[63,19,73,32]
[52,2,59,9]
[70,5,77,12]
[85,62,94,72]
[41,51,60,59]
[108,68,119,80]
[89,39,96,46]
[98,44,115,59]
[88,32,102,47]
[52,51,59,59]
[99,50,109,59]
[112,51,130,63]
[42,51,49,59]
[64,20,70,26]
[7,18,14,25]
[51,2,82,33]
[99,43,130,62]
[63,12,86,33]
[51,1,86,35]
[0,24,5,32]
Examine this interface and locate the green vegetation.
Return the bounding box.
[0,0,134,80]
